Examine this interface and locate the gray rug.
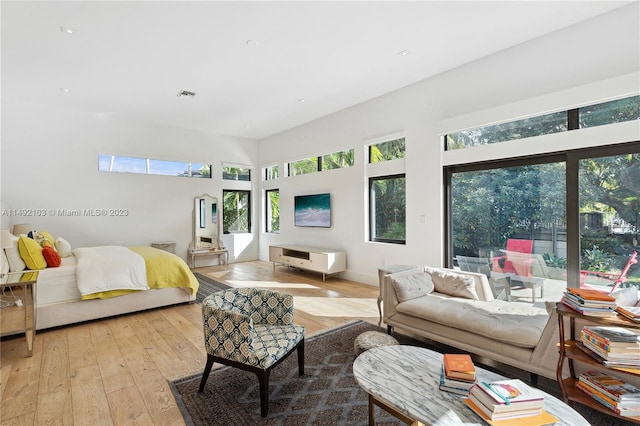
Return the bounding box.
[194,272,231,303]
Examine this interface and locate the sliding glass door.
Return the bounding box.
[449,160,567,304]
[578,152,640,292]
[447,142,640,306]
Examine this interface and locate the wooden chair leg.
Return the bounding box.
[198,355,215,392]
[257,370,271,417]
[297,340,305,376]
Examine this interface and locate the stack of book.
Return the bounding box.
[580,326,640,368]
[561,288,617,317]
[439,353,476,395]
[576,370,640,418]
[465,379,550,422]
[617,305,640,323]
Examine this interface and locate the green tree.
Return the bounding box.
[322,149,354,170]
[223,190,250,233]
[372,176,406,241]
[579,154,640,232]
[370,138,405,163]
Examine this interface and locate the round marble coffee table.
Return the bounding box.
[353,345,590,426]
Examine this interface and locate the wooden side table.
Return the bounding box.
[0,271,39,356]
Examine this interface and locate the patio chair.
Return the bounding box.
[580,251,638,293]
[492,239,534,275]
[456,255,511,300]
[199,288,305,417]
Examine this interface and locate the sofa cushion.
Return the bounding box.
[392,272,433,302]
[396,295,548,348]
[611,287,639,307]
[430,270,479,300]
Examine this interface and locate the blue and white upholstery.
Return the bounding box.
[199,288,305,417]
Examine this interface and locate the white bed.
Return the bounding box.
[35,246,198,330]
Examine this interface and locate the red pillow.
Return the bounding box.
[42,245,61,267]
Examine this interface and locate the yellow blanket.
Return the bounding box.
[81,246,199,300]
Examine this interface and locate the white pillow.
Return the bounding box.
[55,237,72,258]
[1,249,9,275]
[430,270,479,300]
[5,234,26,272]
[392,272,433,302]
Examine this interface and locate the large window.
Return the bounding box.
[445,95,639,150]
[449,160,568,303]
[369,138,405,163]
[288,148,354,176]
[446,142,640,305]
[223,190,251,234]
[266,189,279,233]
[223,165,251,181]
[370,174,406,244]
[99,154,211,178]
[578,152,640,292]
[322,149,354,170]
[289,157,319,176]
[264,165,279,180]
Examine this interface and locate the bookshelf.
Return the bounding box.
[556,302,640,424]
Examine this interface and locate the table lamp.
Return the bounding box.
[11,223,33,236]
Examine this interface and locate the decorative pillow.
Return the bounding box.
[39,230,57,248]
[42,245,61,267]
[5,234,26,272]
[612,287,640,307]
[391,272,433,302]
[430,270,479,300]
[17,235,47,270]
[1,249,9,275]
[55,237,72,257]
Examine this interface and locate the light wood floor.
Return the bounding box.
[0,261,380,425]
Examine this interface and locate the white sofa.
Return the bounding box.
[381,266,561,381]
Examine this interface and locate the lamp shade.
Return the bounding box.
[11,223,34,236]
[1,229,13,249]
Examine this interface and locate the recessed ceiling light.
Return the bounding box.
[60,88,70,93]
[297,98,306,103]
[177,90,196,98]
[244,124,252,128]
[246,40,259,48]
[61,26,75,35]
[397,50,410,56]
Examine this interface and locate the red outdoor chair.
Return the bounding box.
[580,251,638,293]
[492,239,534,275]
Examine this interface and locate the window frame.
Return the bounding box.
[265,188,279,234]
[222,189,252,234]
[443,141,640,289]
[98,154,211,178]
[369,173,406,245]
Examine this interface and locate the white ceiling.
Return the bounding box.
[1,1,633,140]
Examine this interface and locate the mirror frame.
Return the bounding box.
[193,193,220,249]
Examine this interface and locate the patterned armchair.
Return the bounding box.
[198,288,305,417]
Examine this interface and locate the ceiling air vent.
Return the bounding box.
[177,90,196,98]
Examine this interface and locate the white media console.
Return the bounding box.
[269,245,346,281]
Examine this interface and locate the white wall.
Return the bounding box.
[1,99,259,263]
[257,4,640,285]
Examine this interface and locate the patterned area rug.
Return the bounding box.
[193,272,231,303]
[170,320,403,425]
[170,320,632,426]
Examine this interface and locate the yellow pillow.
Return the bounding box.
[18,236,47,270]
[39,230,56,247]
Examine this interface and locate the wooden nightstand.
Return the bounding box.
[0,271,39,357]
[151,241,176,254]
